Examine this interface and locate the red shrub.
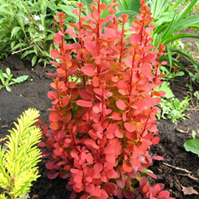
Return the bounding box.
[39,0,174,198]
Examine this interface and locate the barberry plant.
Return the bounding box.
[39,0,174,198]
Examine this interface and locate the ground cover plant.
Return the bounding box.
[38,0,174,198]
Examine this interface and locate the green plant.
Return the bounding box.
[39,0,174,198]
[0,68,28,92]
[194,90,199,103]
[0,0,78,66]
[159,65,185,80]
[0,108,42,199]
[184,130,199,156]
[156,82,191,124]
[149,0,199,80]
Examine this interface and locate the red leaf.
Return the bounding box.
[92,76,99,87]
[48,91,56,99]
[62,96,69,106]
[71,89,79,100]
[152,137,160,145]
[47,170,59,179]
[116,99,127,111]
[50,122,59,130]
[145,172,157,179]
[142,184,150,194]
[50,49,60,59]
[80,90,91,100]
[50,61,59,67]
[106,169,117,179]
[76,100,93,107]
[53,32,62,42]
[93,88,102,96]
[104,27,116,38]
[81,64,95,76]
[65,27,76,38]
[38,142,46,147]
[49,113,60,122]
[94,163,103,172]
[103,182,117,196]
[84,139,99,149]
[152,156,164,161]
[118,81,129,95]
[130,33,140,45]
[105,153,115,163]
[116,179,125,189]
[45,162,55,170]
[139,177,147,187]
[131,158,141,167]
[115,127,123,138]
[122,161,132,172]
[108,112,122,120]
[157,191,170,199]
[107,123,117,137]
[124,122,136,132]
[92,105,100,113]
[104,145,114,154]
[74,175,82,183]
[60,170,70,179]
[142,53,156,62]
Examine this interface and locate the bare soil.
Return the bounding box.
[0,55,199,199]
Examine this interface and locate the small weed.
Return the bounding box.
[156,82,191,124]
[0,68,28,92]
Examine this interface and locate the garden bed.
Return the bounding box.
[0,55,199,199]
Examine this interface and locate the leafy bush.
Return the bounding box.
[0,108,42,199]
[39,0,174,198]
[0,0,78,66]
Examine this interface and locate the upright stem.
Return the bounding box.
[78,5,86,86]
[96,0,101,74]
[119,19,125,64]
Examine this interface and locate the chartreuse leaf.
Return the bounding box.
[0,109,42,198]
[184,139,199,156]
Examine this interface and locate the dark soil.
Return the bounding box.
[0,55,199,199]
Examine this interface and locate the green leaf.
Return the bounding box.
[16,12,25,29]
[118,0,130,10]
[184,139,199,156]
[175,0,198,25]
[79,0,92,14]
[11,43,28,51]
[11,27,21,38]
[31,56,37,67]
[11,75,29,84]
[164,33,199,45]
[59,5,78,21]
[168,0,184,12]
[5,86,11,92]
[115,10,138,18]
[21,50,36,59]
[170,48,199,72]
[129,0,141,13]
